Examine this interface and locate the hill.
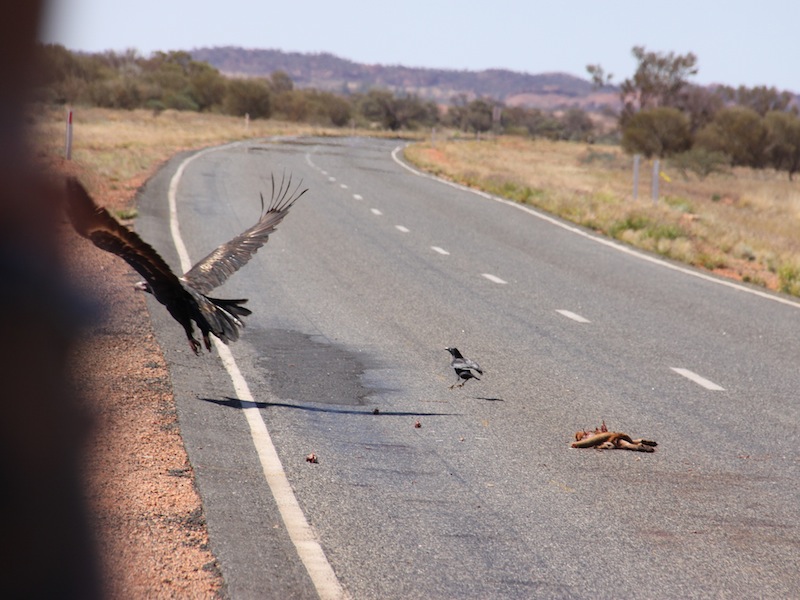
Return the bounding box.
[188,46,618,111]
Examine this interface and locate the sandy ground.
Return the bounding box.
[59,160,224,598]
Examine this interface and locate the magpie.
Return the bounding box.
[445,347,483,388]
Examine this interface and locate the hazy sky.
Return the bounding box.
[40,0,800,93]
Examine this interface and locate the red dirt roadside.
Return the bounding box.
[58,158,224,598]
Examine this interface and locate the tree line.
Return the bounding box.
[589,46,800,179]
[34,45,599,141]
[36,44,800,179]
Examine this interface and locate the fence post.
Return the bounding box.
[65,108,73,160]
[632,154,640,200]
[651,159,660,203]
[492,105,502,137]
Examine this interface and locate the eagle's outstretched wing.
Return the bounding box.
[65,177,183,299]
[182,173,307,294]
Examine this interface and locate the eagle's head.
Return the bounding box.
[134,280,152,294]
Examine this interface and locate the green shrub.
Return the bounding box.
[663,196,693,213]
[223,78,272,119]
[669,148,731,180]
[778,263,800,296]
[621,107,691,158]
[648,223,685,240]
[609,214,651,238]
[695,106,768,168]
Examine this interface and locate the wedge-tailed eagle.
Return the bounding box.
[65,174,305,354]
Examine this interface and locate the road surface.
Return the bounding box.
[137,136,800,599]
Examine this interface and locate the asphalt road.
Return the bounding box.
[138,136,800,599]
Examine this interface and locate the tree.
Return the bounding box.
[88,77,142,110]
[560,107,595,142]
[499,105,529,134]
[356,89,435,131]
[223,78,272,119]
[390,94,438,130]
[272,89,309,122]
[278,89,352,127]
[765,110,800,179]
[357,89,401,130]
[270,70,294,94]
[716,85,796,116]
[525,110,564,139]
[463,98,494,134]
[586,64,613,89]
[677,84,723,132]
[187,62,226,111]
[621,107,691,158]
[624,46,697,112]
[444,94,471,131]
[695,106,768,167]
[326,96,354,127]
[34,44,114,104]
[141,50,226,112]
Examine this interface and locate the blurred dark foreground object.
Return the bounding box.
[0,1,104,598]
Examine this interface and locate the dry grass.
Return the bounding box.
[405,136,800,294]
[32,105,329,205]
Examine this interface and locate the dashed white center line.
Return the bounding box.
[370,208,383,216]
[671,368,725,391]
[353,194,363,200]
[431,246,450,255]
[395,225,410,233]
[340,183,348,189]
[482,273,507,284]
[556,309,590,323]
[328,176,336,182]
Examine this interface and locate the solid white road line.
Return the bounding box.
[395,225,410,233]
[169,146,348,600]
[556,309,590,323]
[670,367,725,391]
[370,208,383,216]
[168,144,239,269]
[431,246,450,255]
[482,273,508,284]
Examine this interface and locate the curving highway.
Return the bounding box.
[137,136,800,599]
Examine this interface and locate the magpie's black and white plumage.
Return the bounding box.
[446,347,483,388]
[65,174,306,354]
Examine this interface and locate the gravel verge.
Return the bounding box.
[59,158,224,598]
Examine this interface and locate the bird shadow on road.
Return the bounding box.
[200,396,457,417]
